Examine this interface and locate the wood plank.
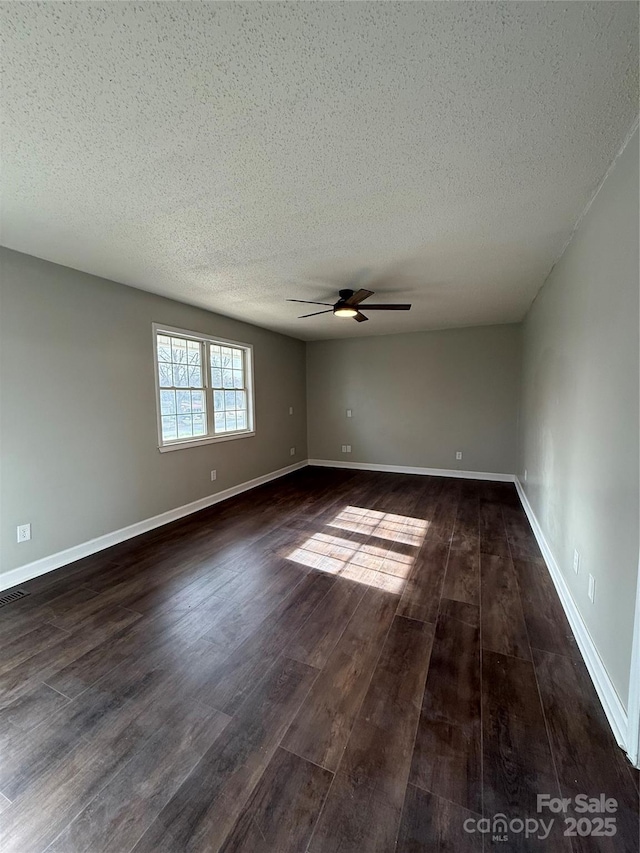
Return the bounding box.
[441,551,479,606]
[397,541,450,624]
[129,657,317,853]
[480,554,531,660]
[0,605,142,709]
[0,587,100,645]
[450,495,480,554]
[45,702,230,853]
[0,658,169,802]
[0,793,10,815]
[283,587,399,771]
[479,499,511,558]
[219,748,332,853]
[438,598,479,628]
[195,571,335,714]
[396,784,482,852]
[0,622,69,675]
[286,576,366,669]
[308,772,403,853]
[44,594,230,699]
[309,616,433,852]
[502,505,542,560]
[201,559,309,652]
[512,558,581,659]
[482,650,570,851]
[0,670,188,852]
[534,650,639,852]
[410,610,482,814]
[0,682,70,732]
[425,485,460,546]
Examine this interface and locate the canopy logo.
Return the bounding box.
[463,814,554,841]
[463,795,618,842]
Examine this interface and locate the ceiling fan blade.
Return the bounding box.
[298,309,333,318]
[345,288,374,306]
[287,299,333,306]
[353,311,369,322]
[356,304,411,310]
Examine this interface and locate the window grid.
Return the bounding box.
[157,335,206,443]
[210,344,249,435]
[155,329,253,448]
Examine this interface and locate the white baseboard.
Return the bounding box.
[514,478,629,753]
[308,458,515,483]
[0,460,308,593]
[626,560,640,767]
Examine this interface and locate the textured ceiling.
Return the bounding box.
[1,2,638,340]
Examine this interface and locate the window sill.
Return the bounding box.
[158,430,255,452]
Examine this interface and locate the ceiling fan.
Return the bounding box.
[287,287,411,323]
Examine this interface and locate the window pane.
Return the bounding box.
[214,412,226,432]
[225,412,237,431]
[188,365,202,387]
[160,390,176,415]
[237,411,247,430]
[221,347,233,368]
[191,390,205,412]
[158,363,173,387]
[232,370,243,389]
[176,389,191,412]
[232,349,242,369]
[214,390,224,411]
[235,390,246,411]
[211,368,222,388]
[210,346,221,368]
[224,390,236,410]
[161,416,177,441]
[173,364,189,387]
[187,341,201,364]
[177,415,193,438]
[158,336,172,362]
[192,413,206,435]
[172,338,187,363]
[222,369,233,389]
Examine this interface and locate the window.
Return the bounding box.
[153,324,254,451]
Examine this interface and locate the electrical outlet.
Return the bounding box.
[17,523,31,543]
[289,407,294,415]
[341,445,352,453]
[346,445,351,453]
[573,549,580,574]
[588,574,596,603]
[346,409,352,418]
[210,470,217,481]
[455,451,463,461]
[290,447,295,456]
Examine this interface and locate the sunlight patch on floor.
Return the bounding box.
[327,505,428,546]
[286,506,428,593]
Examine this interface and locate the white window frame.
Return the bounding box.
[152,323,255,452]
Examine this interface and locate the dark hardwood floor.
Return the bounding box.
[0,467,637,852]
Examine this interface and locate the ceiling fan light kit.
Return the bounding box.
[333,305,357,318]
[287,284,411,323]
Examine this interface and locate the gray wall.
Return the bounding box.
[520,128,639,707]
[307,324,521,475]
[0,248,307,576]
